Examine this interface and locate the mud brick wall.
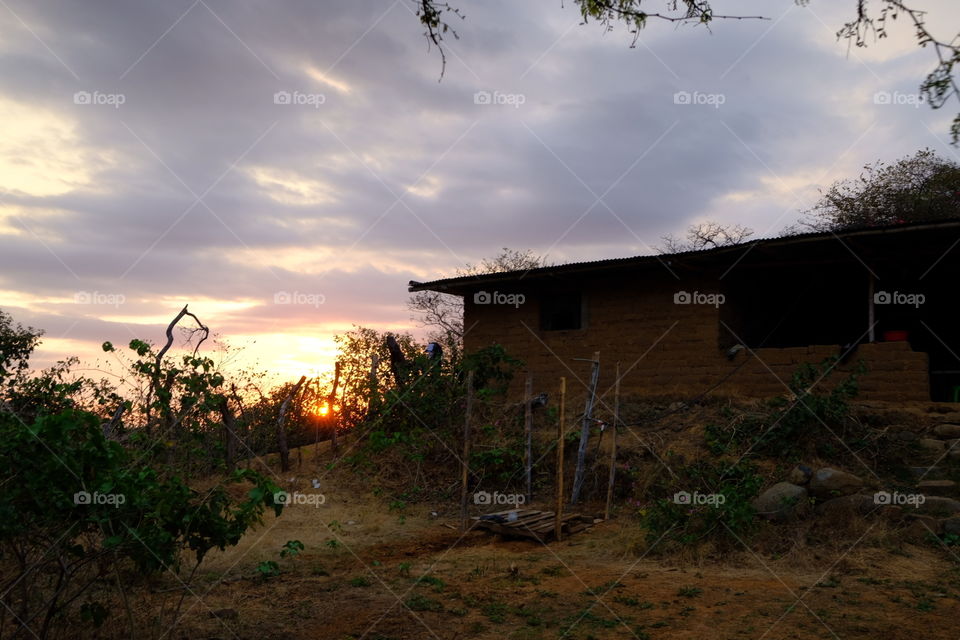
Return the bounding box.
[463,277,930,407]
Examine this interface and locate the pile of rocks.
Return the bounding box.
[751,422,960,537]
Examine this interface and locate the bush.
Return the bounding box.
[640,457,763,550]
[705,357,864,460]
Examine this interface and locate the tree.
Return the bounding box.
[414,0,960,142]
[659,221,754,253]
[0,309,42,389]
[408,248,548,359]
[0,309,283,639]
[803,148,960,230]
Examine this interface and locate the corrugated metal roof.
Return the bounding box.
[408,217,960,293]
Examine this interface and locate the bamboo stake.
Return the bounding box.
[460,370,474,533]
[605,362,620,520]
[524,373,533,505]
[556,377,566,542]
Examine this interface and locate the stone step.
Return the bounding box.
[907,466,948,480]
[932,424,960,439]
[917,480,959,497]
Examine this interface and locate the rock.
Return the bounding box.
[919,438,946,452]
[907,466,947,480]
[209,608,239,620]
[903,514,943,540]
[894,431,920,442]
[933,424,960,439]
[880,505,904,521]
[917,480,958,497]
[916,496,960,517]
[809,468,865,499]
[788,465,813,485]
[815,494,878,517]
[943,517,960,536]
[752,482,810,522]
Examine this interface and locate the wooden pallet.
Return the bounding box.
[471,509,598,541]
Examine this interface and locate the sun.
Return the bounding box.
[316,403,330,417]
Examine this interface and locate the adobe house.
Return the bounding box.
[409,219,960,404]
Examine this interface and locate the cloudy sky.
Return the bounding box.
[1,0,958,382]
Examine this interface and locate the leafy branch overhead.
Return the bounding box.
[413,0,960,142]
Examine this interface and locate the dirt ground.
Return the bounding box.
[145,439,960,640]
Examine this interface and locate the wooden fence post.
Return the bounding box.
[605,362,620,520]
[556,377,566,542]
[328,361,341,453]
[524,373,533,505]
[571,352,600,504]
[460,370,474,533]
[277,375,307,473]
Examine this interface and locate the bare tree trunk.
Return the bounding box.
[277,375,307,472]
[148,305,208,436]
[571,352,600,505]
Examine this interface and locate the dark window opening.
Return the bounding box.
[719,268,865,350]
[541,293,583,331]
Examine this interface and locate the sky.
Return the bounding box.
[2,0,959,383]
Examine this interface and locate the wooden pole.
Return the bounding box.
[277,375,307,473]
[605,362,620,521]
[571,352,600,504]
[556,377,566,542]
[460,370,474,533]
[328,361,342,453]
[524,373,533,505]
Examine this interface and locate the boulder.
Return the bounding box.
[752,482,810,522]
[894,430,920,442]
[942,517,960,536]
[916,496,960,517]
[907,466,947,479]
[815,494,878,518]
[917,480,958,497]
[788,465,813,486]
[809,468,865,499]
[918,438,946,453]
[903,514,943,540]
[932,424,960,439]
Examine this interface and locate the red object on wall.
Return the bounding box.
[883,330,909,342]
